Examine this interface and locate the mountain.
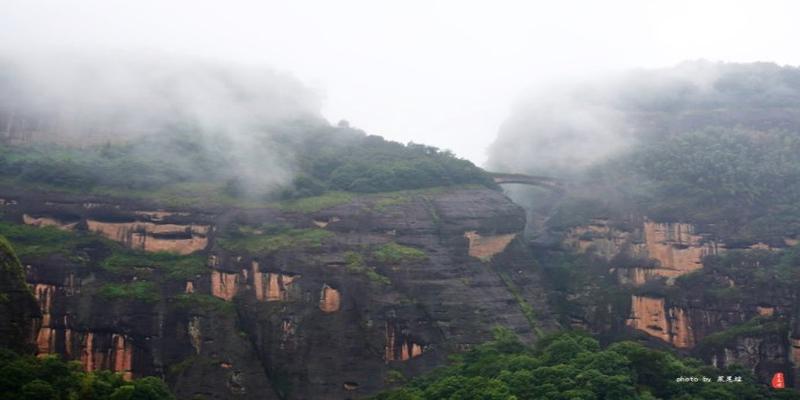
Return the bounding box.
[485,61,800,391]
[3,59,800,399]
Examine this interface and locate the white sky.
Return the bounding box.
[1,0,799,165]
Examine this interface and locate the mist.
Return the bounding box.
[0,50,325,195]
[3,1,800,165]
[486,61,800,177]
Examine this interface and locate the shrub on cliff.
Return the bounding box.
[372,243,427,265]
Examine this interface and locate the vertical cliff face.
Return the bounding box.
[211,271,239,301]
[558,214,800,387]
[33,284,57,354]
[626,295,694,348]
[85,220,209,255]
[2,187,555,399]
[384,321,424,362]
[463,231,517,261]
[318,284,341,313]
[640,221,722,280]
[564,219,723,286]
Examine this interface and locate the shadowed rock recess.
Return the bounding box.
[0,186,556,399]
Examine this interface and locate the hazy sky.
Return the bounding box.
[2,0,799,165]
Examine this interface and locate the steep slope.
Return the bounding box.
[0,234,39,352]
[0,184,556,399]
[488,61,800,389]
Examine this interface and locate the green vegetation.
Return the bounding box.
[0,222,92,260]
[98,281,159,303]
[101,251,206,281]
[344,251,391,285]
[217,226,332,254]
[0,235,38,353]
[676,248,800,302]
[497,271,538,334]
[275,191,354,213]
[0,126,495,207]
[281,134,496,197]
[372,243,427,264]
[0,349,174,400]
[171,293,235,314]
[619,127,800,240]
[374,329,799,400]
[0,236,26,293]
[698,317,787,350]
[0,220,206,283]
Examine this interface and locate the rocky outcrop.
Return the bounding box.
[23,214,78,230]
[626,295,694,348]
[211,270,239,301]
[464,231,517,261]
[702,330,794,386]
[4,187,555,399]
[15,200,213,255]
[318,284,340,313]
[640,221,722,280]
[252,262,299,302]
[563,220,635,260]
[86,220,209,255]
[33,283,57,354]
[384,321,424,362]
[566,219,724,285]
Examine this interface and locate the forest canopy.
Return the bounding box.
[0,124,495,201]
[0,349,174,400]
[373,329,798,400]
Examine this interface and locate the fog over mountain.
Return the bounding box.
[1,51,324,194]
[5,3,800,400]
[487,61,800,176]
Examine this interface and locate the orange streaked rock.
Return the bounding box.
[627,295,694,348]
[384,322,423,362]
[32,284,57,354]
[81,332,95,372]
[563,220,635,260]
[112,334,134,381]
[669,307,694,348]
[464,231,516,261]
[627,295,669,342]
[23,214,78,230]
[643,221,720,276]
[319,284,341,313]
[211,271,238,301]
[252,262,299,302]
[757,306,775,317]
[86,220,209,254]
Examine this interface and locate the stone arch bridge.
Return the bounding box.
[488,172,564,191]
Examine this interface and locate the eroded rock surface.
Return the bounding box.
[566,219,724,285]
[87,220,209,254]
[6,187,554,399]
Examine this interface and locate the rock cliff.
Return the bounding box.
[557,215,800,387]
[0,186,555,399]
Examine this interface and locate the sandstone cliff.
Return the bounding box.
[0,186,555,399]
